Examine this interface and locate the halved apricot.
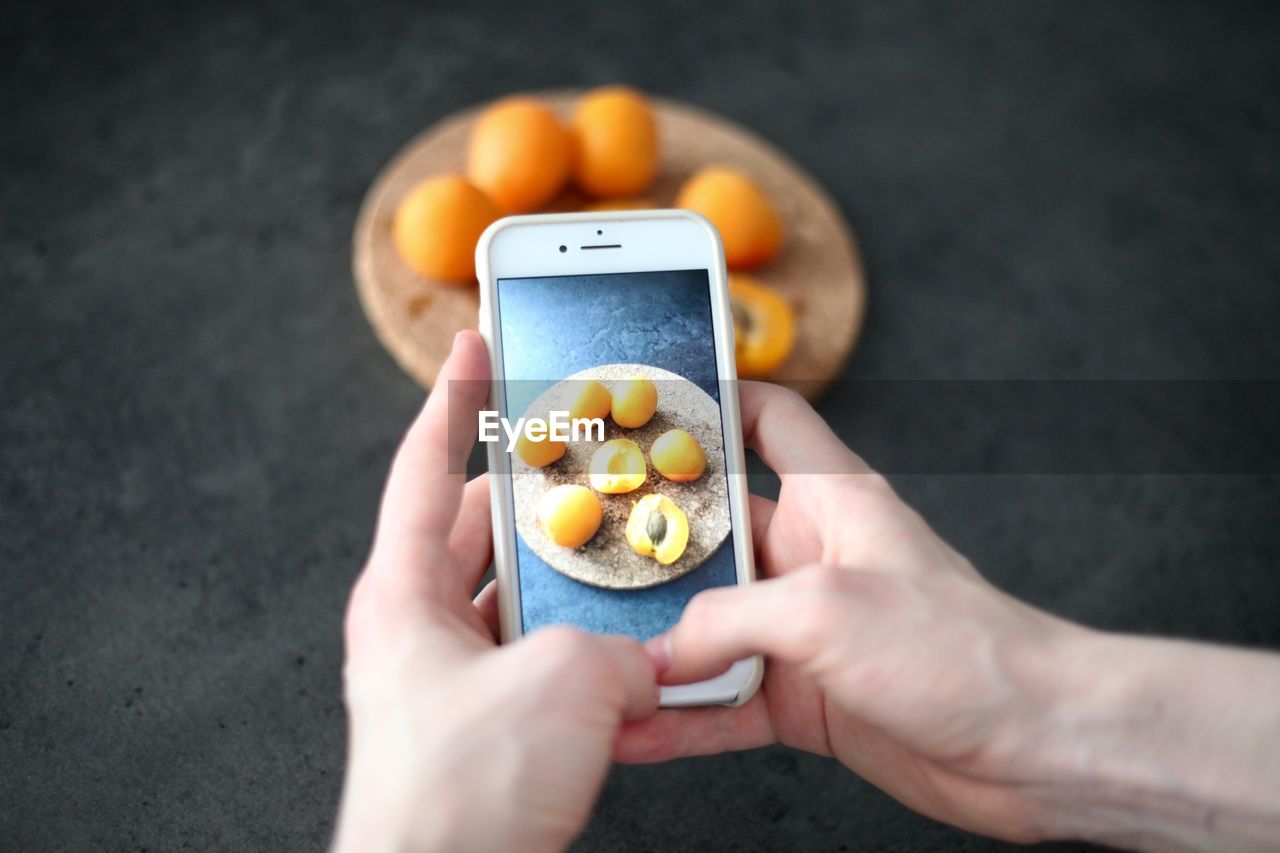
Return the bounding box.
[625,494,689,564]
[729,274,795,378]
[588,438,647,494]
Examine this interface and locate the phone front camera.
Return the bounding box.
[559,245,567,253]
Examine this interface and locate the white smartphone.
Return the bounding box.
[475,210,763,707]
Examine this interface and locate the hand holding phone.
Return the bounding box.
[615,377,1069,841]
[339,318,1280,851]
[335,332,657,853]
[617,377,1280,851]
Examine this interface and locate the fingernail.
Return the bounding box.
[452,330,465,349]
[644,633,671,674]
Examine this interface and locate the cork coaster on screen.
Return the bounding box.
[353,90,867,402]
[510,364,730,590]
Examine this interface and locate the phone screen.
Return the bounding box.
[495,268,739,641]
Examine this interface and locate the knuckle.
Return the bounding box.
[770,382,809,410]
[855,470,893,495]
[770,385,816,426]
[342,572,381,645]
[829,479,906,532]
[833,473,893,508]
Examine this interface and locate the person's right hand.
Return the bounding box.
[615,382,1086,843]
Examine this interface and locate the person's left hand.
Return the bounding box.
[333,331,658,853]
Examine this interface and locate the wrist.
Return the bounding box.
[1014,627,1166,845]
[1019,627,1280,850]
[333,738,472,853]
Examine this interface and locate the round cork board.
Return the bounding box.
[352,90,867,402]
[512,364,730,590]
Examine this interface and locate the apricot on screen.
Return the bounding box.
[650,429,706,482]
[514,430,566,468]
[588,438,647,494]
[567,379,613,422]
[625,494,689,565]
[610,378,658,429]
[537,485,602,548]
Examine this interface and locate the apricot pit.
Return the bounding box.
[625,494,689,565]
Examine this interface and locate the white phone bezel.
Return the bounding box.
[474,209,763,707]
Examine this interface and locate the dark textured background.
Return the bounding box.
[3,1,1278,850]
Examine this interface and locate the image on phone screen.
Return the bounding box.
[496,268,738,642]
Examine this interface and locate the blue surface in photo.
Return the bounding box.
[496,269,736,640]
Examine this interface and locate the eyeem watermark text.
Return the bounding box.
[478,410,604,452]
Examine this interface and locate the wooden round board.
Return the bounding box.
[353,90,867,402]
[512,365,730,590]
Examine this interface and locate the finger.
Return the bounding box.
[472,578,501,640]
[613,691,775,763]
[747,492,776,553]
[370,330,490,578]
[650,565,887,684]
[592,634,661,721]
[738,381,868,477]
[517,628,659,722]
[448,473,493,583]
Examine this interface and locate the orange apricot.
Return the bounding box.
[467,97,571,213]
[537,485,602,548]
[392,175,500,284]
[567,379,612,422]
[514,431,566,468]
[676,167,783,270]
[650,429,707,482]
[582,197,656,212]
[588,438,647,494]
[729,274,795,377]
[625,494,689,564]
[611,378,658,429]
[571,86,659,198]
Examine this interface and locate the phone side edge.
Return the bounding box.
[476,217,524,645]
[674,209,766,707]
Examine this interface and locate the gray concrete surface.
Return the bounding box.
[3,2,1278,850]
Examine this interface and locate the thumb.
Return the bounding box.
[648,565,887,684]
[590,634,663,722]
[514,627,659,721]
